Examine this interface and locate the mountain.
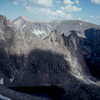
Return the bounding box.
[49,20,61,29]
[56,20,100,37]
[0,15,100,100]
[11,17,100,39]
[11,16,52,39]
[11,30,90,87]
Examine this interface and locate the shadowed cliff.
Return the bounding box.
[11,49,72,87]
[80,28,100,79]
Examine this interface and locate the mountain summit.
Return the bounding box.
[11,16,52,38]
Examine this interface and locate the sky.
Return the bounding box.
[0,0,100,24]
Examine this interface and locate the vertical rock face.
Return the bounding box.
[0,15,15,86]
[62,31,90,80]
[0,15,13,78]
[80,28,100,79]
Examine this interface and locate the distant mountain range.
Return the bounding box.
[0,15,100,100]
[11,16,99,38]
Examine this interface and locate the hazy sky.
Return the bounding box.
[0,0,100,24]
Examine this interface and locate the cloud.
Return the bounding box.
[12,0,82,20]
[38,0,53,7]
[13,1,18,5]
[29,0,53,7]
[61,5,82,12]
[62,0,81,12]
[25,6,72,20]
[91,0,100,5]
[63,0,80,5]
[90,15,100,19]
[76,0,80,4]
[56,0,62,4]
[63,0,75,5]
[13,0,53,7]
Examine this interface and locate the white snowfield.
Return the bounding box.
[32,30,46,35]
[0,78,14,85]
[0,94,11,100]
[0,79,3,85]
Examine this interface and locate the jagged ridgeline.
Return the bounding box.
[0,15,100,100]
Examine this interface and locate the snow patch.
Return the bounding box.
[80,23,83,26]
[32,30,45,35]
[22,24,26,29]
[10,78,14,82]
[0,78,3,85]
[0,94,11,100]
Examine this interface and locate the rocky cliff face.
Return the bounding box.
[80,28,100,79]
[11,30,90,87]
[0,15,15,79]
